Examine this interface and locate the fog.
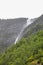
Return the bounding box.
[0,0,43,19]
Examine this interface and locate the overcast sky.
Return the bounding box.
[0,0,43,19]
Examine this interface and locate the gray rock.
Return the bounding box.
[0,18,27,52]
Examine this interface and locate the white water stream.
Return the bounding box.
[14,19,33,44]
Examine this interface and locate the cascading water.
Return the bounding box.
[14,19,33,44]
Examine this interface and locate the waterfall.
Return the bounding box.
[14,19,33,44]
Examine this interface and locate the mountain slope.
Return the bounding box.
[0,15,43,53]
[0,30,43,65]
[0,18,27,53]
[0,15,43,65]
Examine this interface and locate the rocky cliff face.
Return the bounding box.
[0,18,27,52]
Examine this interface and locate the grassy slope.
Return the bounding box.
[0,30,43,65]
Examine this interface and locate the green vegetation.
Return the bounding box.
[0,30,43,65]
